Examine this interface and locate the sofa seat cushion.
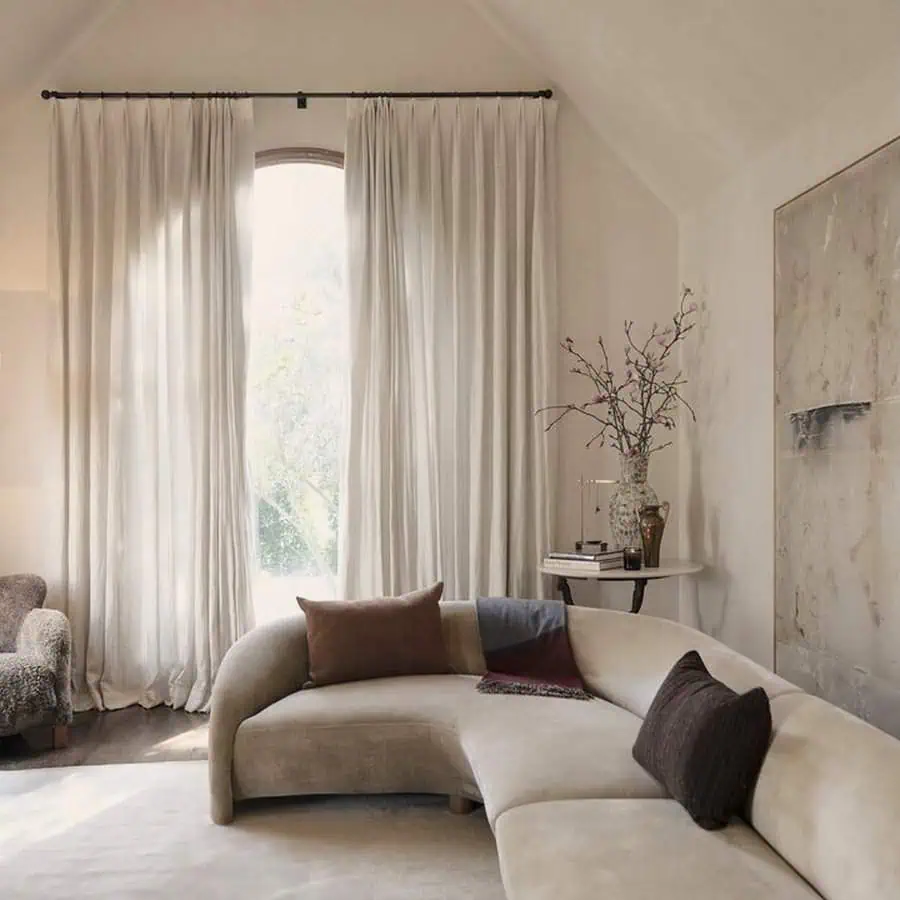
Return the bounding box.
[460,694,667,825]
[495,799,823,900]
[232,674,481,803]
[567,607,802,719]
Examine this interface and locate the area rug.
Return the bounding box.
[0,761,505,899]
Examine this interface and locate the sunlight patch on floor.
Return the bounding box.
[144,725,208,758]
[0,768,146,855]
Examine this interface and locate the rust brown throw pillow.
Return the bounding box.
[632,650,772,830]
[296,583,449,687]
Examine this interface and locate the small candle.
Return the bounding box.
[623,547,642,571]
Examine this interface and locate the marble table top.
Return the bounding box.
[540,559,703,580]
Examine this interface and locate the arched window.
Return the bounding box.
[249,149,347,622]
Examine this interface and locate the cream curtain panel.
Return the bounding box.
[49,98,255,712]
[341,98,557,602]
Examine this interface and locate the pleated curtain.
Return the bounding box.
[49,98,255,711]
[340,98,557,602]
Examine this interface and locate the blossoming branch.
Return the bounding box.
[539,286,698,456]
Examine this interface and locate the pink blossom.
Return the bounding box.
[687,302,698,313]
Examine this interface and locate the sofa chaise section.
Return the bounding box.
[495,798,822,900]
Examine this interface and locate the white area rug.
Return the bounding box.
[0,761,506,899]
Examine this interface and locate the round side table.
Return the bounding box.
[539,559,703,614]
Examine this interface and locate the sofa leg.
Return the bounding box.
[52,725,69,750]
[448,795,475,815]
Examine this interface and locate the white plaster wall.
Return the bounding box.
[0,0,678,613]
[556,117,680,615]
[679,52,900,666]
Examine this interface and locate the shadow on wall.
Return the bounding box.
[685,437,730,640]
[683,290,730,641]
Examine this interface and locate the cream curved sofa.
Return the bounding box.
[209,602,900,900]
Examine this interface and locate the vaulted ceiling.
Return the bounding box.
[3,0,899,211]
[0,0,119,104]
[471,0,900,210]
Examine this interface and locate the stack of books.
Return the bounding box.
[543,547,624,572]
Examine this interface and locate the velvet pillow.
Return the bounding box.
[296,582,449,687]
[632,650,772,830]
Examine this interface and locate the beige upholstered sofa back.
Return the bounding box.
[438,600,801,714]
[566,606,799,717]
[750,691,900,900]
[439,601,487,676]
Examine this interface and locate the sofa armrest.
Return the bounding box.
[15,607,73,724]
[208,615,309,824]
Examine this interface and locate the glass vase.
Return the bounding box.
[608,452,658,549]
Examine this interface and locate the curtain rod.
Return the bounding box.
[41,89,553,109]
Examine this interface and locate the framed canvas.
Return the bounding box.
[774,134,900,737]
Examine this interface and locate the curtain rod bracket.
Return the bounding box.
[296,94,307,110]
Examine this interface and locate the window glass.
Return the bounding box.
[249,156,346,622]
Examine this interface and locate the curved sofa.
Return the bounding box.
[209,602,900,900]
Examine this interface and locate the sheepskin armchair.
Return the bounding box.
[0,574,73,745]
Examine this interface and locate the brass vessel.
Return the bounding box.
[639,501,670,568]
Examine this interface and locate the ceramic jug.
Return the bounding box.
[639,501,670,568]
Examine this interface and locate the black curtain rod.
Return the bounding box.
[41,89,552,108]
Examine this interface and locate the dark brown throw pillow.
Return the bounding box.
[296,582,449,687]
[632,650,772,830]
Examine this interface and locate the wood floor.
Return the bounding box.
[0,706,207,770]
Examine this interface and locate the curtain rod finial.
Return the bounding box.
[41,90,52,99]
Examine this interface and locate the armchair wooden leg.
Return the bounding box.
[448,795,475,815]
[52,725,69,750]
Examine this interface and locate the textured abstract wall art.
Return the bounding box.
[775,135,900,737]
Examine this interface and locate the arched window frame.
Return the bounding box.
[255,147,344,170]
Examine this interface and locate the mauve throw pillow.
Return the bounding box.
[632,650,772,830]
[296,583,449,687]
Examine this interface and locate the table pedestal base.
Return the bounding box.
[630,579,647,614]
[555,575,649,614]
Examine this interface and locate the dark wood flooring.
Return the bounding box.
[0,706,207,770]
